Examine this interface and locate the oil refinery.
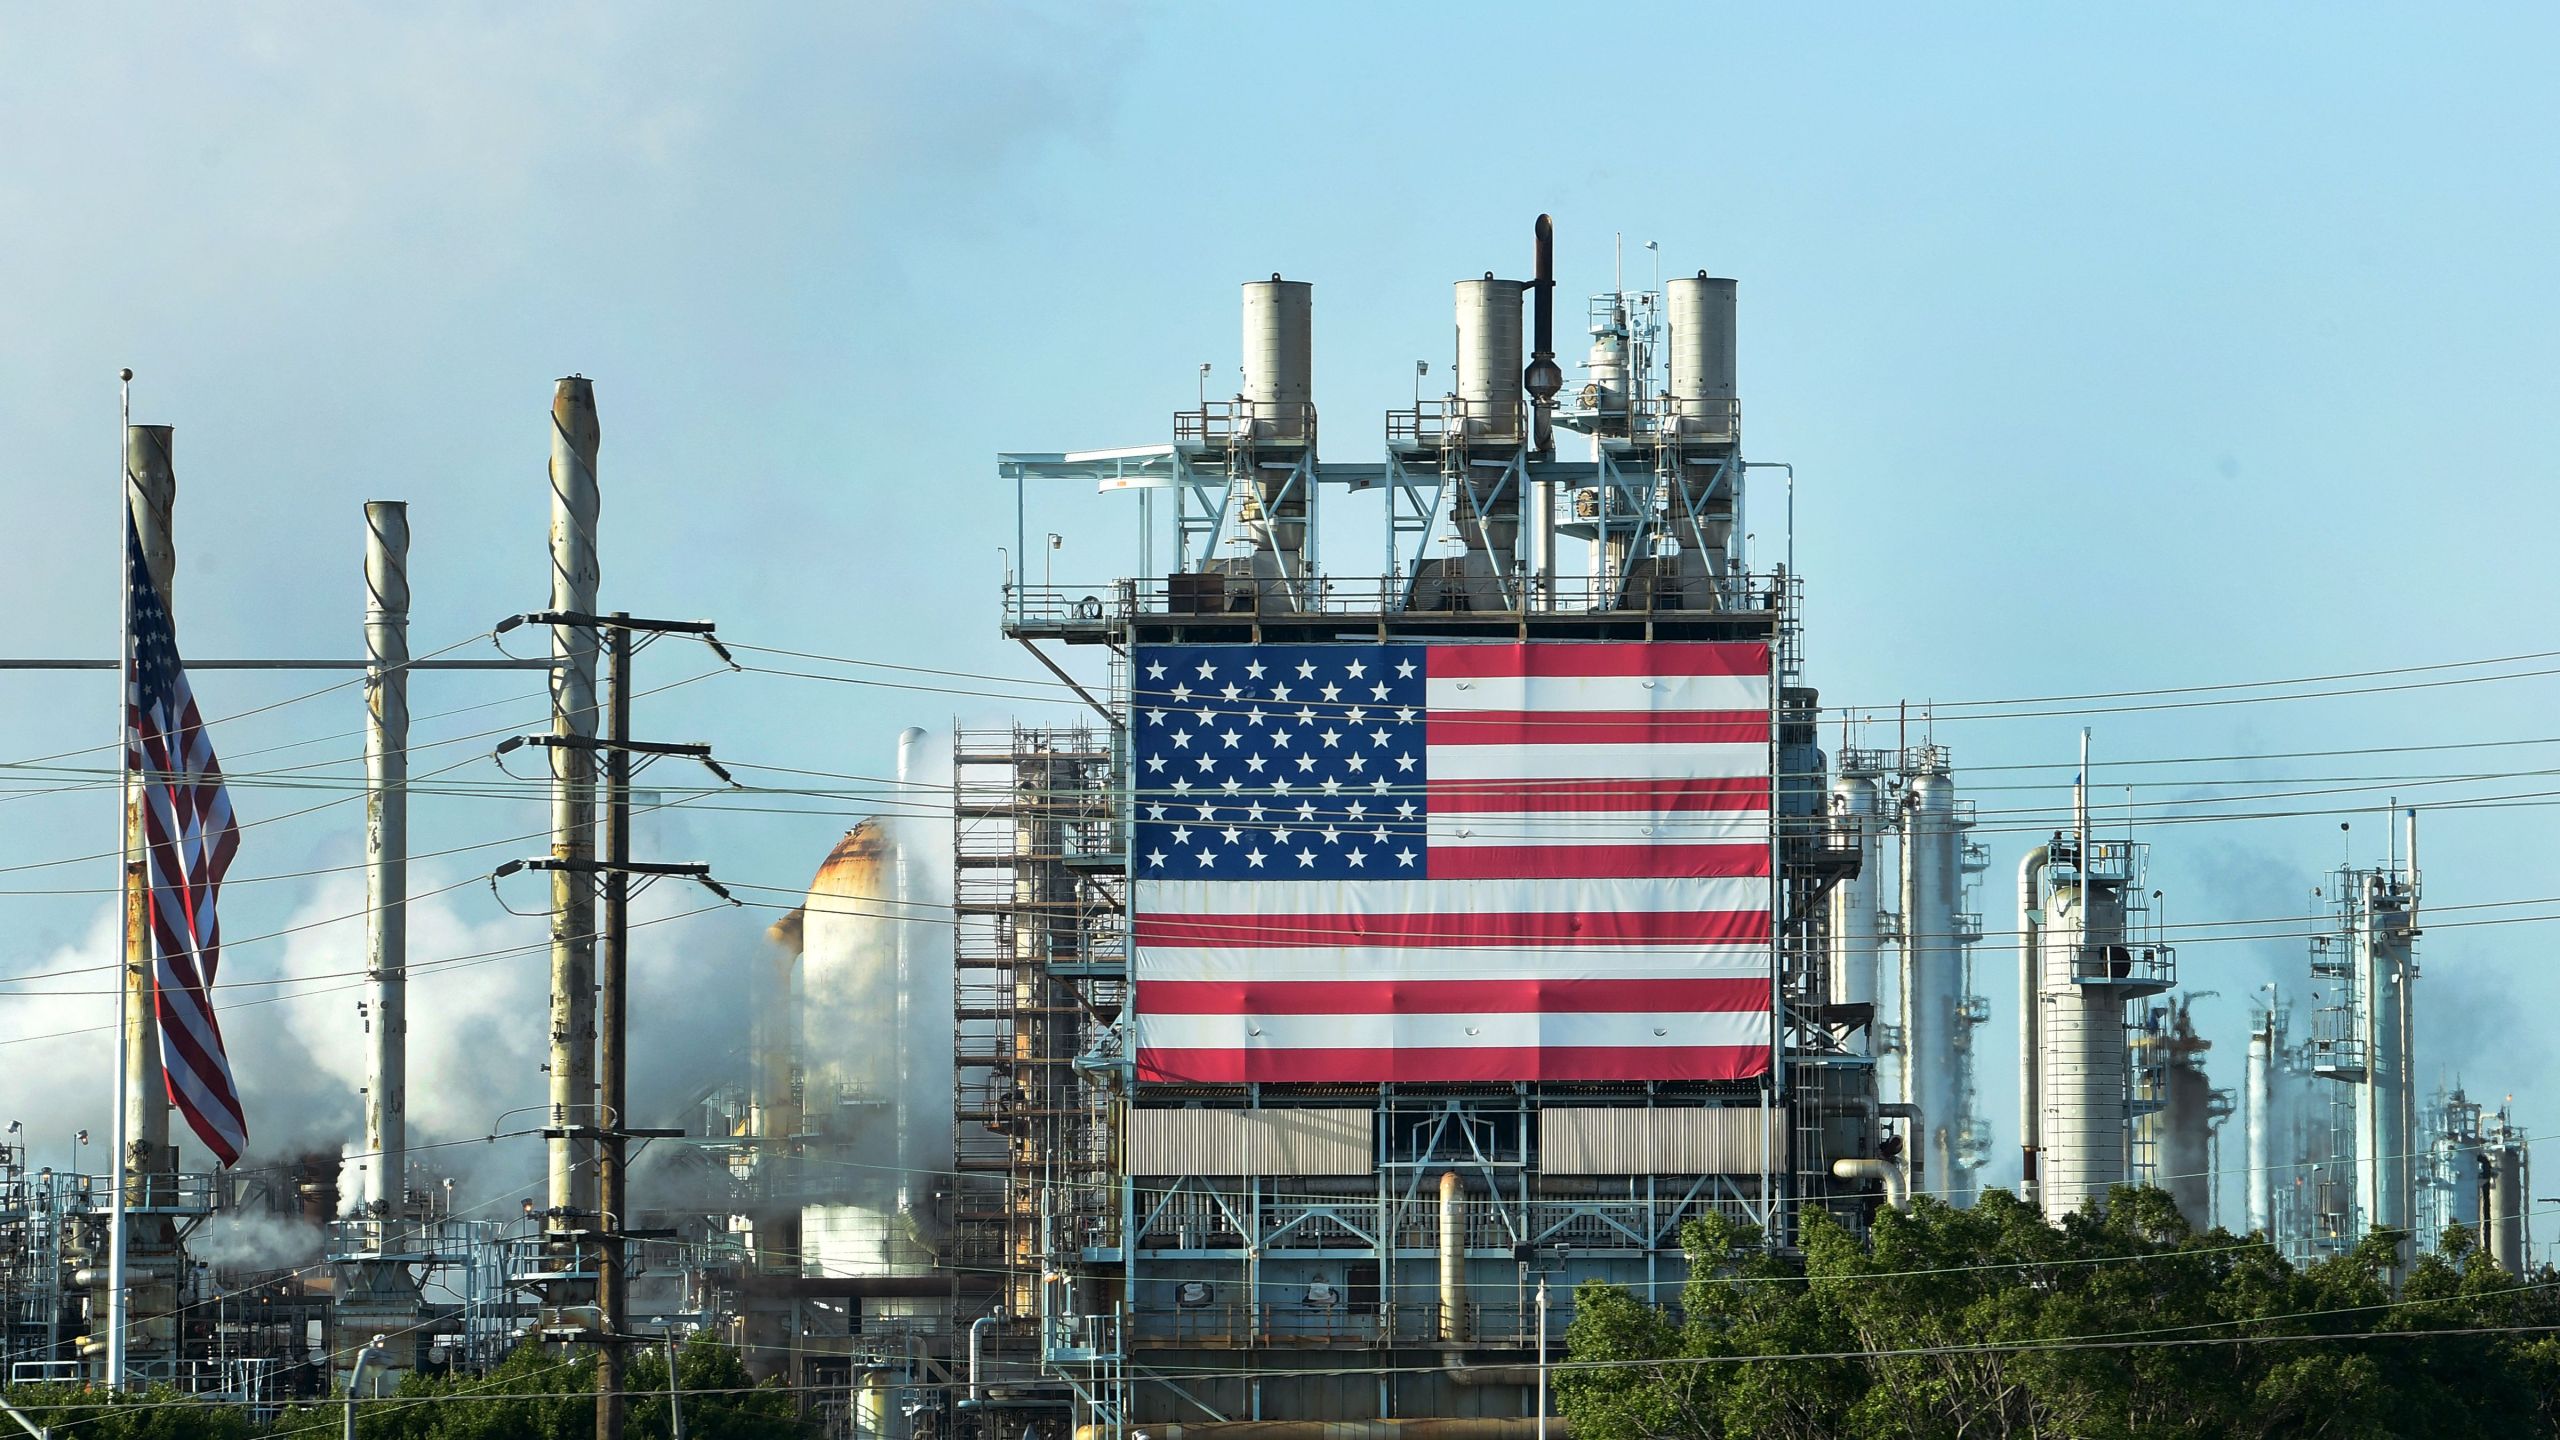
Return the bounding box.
[0,216,2537,1439]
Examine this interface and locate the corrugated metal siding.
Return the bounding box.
[1127,1108,1373,1176]
[1539,1107,1782,1175]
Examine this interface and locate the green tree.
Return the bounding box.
[1561,1186,2560,1440]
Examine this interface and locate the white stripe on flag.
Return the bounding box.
[1132,944,1773,984]
[1426,673,1771,712]
[1425,743,1771,782]
[1427,809,1772,847]
[1134,875,1772,917]
[1136,1009,1771,1052]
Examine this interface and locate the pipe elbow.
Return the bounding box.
[1832,1157,1910,1213]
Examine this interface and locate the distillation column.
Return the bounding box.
[1900,761,1965,1200]
[2246,1009,2275,1236]
[1827,759,1885,1046]
[2036,833,2156,1222]
[2354,863,2417,1254]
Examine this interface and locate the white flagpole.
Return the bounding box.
[106,366,133,1391]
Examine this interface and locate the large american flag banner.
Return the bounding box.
[1129,640,1773,1084]
[125,515,248,1165]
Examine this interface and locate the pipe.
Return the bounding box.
[2405,806,2420,929]
[967,1313,1001,1404]
[1524,215,1562,456]
[1076,1423,1568,1440]
[1832,1157,1910,1213]
[2017,844,2049,1203]
[1438,1170,1465,1342]
[363,501,409,1239]
[547,376,601,1242]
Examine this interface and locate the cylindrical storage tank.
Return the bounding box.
[1241,277,1313,443]
[1902,768,1965,1202]
[2245,1020,2273,1235]
[2038,874,2131,1221]
[1454,277,1528,445]
[1666,274,1738,433]
[1827,772,1884,1020]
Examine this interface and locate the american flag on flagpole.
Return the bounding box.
[1129,639,1774,1084]
[125,514,247,1165]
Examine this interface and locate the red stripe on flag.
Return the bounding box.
[1427,843,1771,881]
[1136,977,1771,1015]
[1134,908,1772,948]
[1426,642,1770,679]
[1134,1045,1771,1084]
[1426,709,1770,746]
[1427,777,1770,813]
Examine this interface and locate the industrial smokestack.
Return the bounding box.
[363,501,410,1236]
[547,376,601,1249]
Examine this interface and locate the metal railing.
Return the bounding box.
[1009,572,1797,627]
[2069,941,2175,991]
[1628,394,1740,445]
[1130,1298,1572,1349]
[1174,400,1316,447]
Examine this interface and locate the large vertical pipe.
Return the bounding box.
[547,377,601,1241]
[2017,845,2049,1205]
[362,502,409,1236]
[2245,1011,2273,1235]
[1437,1171,1465,1342]
[1524,216,1564,604]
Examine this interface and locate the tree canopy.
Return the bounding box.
[1561,1186,2560,1439]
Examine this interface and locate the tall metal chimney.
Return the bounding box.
[363,501,410,1232]
[547,378,601,1250]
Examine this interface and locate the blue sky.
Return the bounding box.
[1,4,2555,1231]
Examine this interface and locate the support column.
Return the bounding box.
[547,378,600,1252]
